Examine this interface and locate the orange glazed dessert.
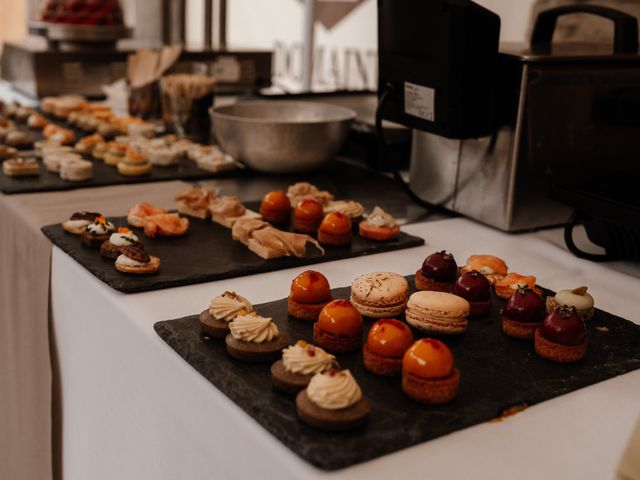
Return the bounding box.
[313,299,363,353]
[317,211,352,246]
[363,319,414,376]
[288,270,332,321]
[260,190,291,224]
[293,199,324,234]
[402,338,460,404]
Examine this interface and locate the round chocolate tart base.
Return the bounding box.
[225,334,289,362]
[199,310,230,339]
[546,297,594,322]
[288,297,330,322]
[296,390,370,431]
[534,329,587,363]
[313,323,361,353]
[271,360,315,395]
[402,368,460,404]
[414,270,454,293]
[260,209,290,225]
[317,230,351,247]
[467,299,491,317]
[502,316,540,340]
[362,344,402,376]
[81,231,110,248]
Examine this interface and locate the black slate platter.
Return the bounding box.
[41,215,424,293]
[154,277,640,471]
[0,114,236,194]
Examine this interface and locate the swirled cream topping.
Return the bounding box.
[86,217,115,235]
[109,228,139,246]
[555,287,594,311]
[229,313,278,343]
[307,369,362,410]
[366,206,397,228]
[324,200,364,219]
[282,341,336,375]
[208,291,253,322]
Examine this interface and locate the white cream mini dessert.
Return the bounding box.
[324,200,365,223]
[295,369,370,430]
[546,286,595,321]
[271,341,338,394]
[100,227,142,259]
[81,216,115,247]
[59,158,93,182]
[358,206,401,241]
[62,211,102,234]
[114,246,160,274]
[199,292,253,338]
[225,313,289,362]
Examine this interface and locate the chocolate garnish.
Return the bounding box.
[120,245,150,264]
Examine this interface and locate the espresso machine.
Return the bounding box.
[377,0,640,237]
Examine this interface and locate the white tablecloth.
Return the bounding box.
[50,217,640,480]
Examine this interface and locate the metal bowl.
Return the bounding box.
[210,101,356,173]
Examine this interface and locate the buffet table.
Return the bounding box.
[49,217,640,480]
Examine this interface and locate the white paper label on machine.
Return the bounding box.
[404,82,435,122]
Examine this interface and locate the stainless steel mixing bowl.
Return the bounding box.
[210,101,356,173]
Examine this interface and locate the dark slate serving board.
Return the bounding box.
[41,215,425,293]
[154,277,640,470]
[0,114,236,194]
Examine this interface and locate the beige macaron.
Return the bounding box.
[405,291,469,334]
[350,272,409,318]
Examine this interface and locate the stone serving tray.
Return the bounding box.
[154,276,640,470]
[41,216,425,293]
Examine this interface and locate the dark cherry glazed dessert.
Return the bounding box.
[535,307,587,362]
[415,251,458,292]
[501,287,546,340]
[452,270,491,317]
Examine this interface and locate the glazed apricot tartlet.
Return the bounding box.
[288,270,332,321]
[363,319,414,376]
[317,211,352,246]
[293,199,324,234]
[260,190,291,224]
[402,338,460,404]
[313,299,363,353]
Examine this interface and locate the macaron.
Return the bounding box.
[350,272,409,318]
[405,291,469,334]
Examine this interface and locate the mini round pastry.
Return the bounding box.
[415,251,458,292]
[0,145,19,160]
[259,190,291,224]
[324,200,364,225]
[103,142,127,166]
[114,246,160,274]
[62,211,102,234]
[502,287,546,340]
[59,159,93,181]
[363,319,414,376]
[27,113,49,129]
[313,299,363,353]
[495,272,539,299]
[546,286,594,322]
[405,291,469,334]
[358,206,401,241]
[288,270,332,321]
[15,106,33,122]
[199,291,253,338]
[461,254,508,284]
[2,157,40,177]
[350,272,409,318]
[100,227,142,259]
[296,369,370,431]
[225,313,289,362]
[81,216,115,247]
[271,340,338,394]
[5,130,33,149]
[402,338,460,404]
[146,145,181,166]
[75,134,105,155]
[92,142,109,160]
[535,307,587,363]
[117,147,152,176]
[452,270,492,317]
[317,212,352,247]
[293,199,324,234]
